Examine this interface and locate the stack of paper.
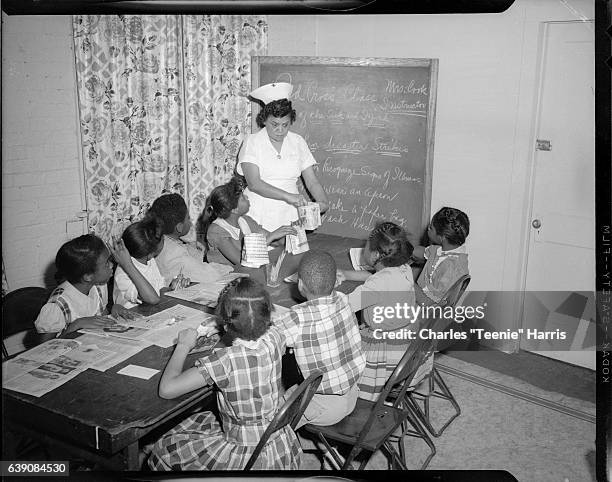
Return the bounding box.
[166,272,248,307]
[241,233,269,267]
[80,305,217,349]
[349,247,372,271]
[286,226,309,255]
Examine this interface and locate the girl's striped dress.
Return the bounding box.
[348,264,431,402]
[148,326,301,470]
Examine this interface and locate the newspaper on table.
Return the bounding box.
[73,334,149,372]
[79,304,217,349]
[165,272,248,308]
[349,247,372,271]
[2,339,117,398]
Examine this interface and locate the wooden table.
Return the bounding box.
[2,297,216,470]
[236,232,367,306]
[1,233,385,470]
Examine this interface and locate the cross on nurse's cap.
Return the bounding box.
[249,82,293,105]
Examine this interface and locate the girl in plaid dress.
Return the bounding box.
[341,222,426,402]
[148,277,301,470]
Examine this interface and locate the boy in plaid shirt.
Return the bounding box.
[274,250,365,428]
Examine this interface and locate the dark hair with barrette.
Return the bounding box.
[215,277,272,344]
[368,221,414,268]
[430,207,470,247]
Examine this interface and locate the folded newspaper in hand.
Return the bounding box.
[298,203,321,230]
[286,225,309,255]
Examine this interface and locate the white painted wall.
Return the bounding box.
[2,14,85,290]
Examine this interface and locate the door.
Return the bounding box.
[521,21,595,369]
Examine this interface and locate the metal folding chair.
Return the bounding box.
[404,274,471,437]
[244,371,323,470]
[303,336,435,470]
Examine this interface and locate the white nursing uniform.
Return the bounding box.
[237,129,317,231]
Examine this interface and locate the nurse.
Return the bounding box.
[236,82,329,231]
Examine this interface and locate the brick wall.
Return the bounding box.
[2,14,84,290]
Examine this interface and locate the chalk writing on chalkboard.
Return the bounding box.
[252,57,437,242]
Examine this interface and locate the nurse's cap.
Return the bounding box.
[249,82,293,105]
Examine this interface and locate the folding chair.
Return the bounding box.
[2,287,49,360]
[303,337,435,470]
[244,371,323,470]
[403,274,471,437]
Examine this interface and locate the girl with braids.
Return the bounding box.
[197,177,296,266]
[112,215,190,309]
[413,206,470,305]
[148,277,300,470]
[339,221,421,402]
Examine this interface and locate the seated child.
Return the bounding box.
[147,277,300,471]
[341,222,430,401]
[197,177,295,266]
[412,207,470,305]
[112,215,190,309]
[274,250,365,428]
[147,193,233,283]
[34,234,132,340]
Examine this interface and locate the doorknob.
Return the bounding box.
[532,219,542,229]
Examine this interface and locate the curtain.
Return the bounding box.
[73,15,186,242]
[2,257,8,297]
[72,15,267,241]
[181,15,267,220]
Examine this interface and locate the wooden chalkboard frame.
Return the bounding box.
[251,56,437,242]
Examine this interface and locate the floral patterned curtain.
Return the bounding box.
[2,257,9,297]
[181,15,267,221]
[72,15,267,241]
[73,15,186,242]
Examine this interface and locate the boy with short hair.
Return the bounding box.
[147,193,233,283]
[274,250,365,428]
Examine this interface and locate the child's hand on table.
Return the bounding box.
[176,329,198,351]
[72,316,116,330]
[110,304,138,321]
[169,275,191,290]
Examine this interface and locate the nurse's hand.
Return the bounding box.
[286,193,308,208]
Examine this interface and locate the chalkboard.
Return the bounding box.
[251,56,437,243]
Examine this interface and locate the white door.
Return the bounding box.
[521,21,595,369]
